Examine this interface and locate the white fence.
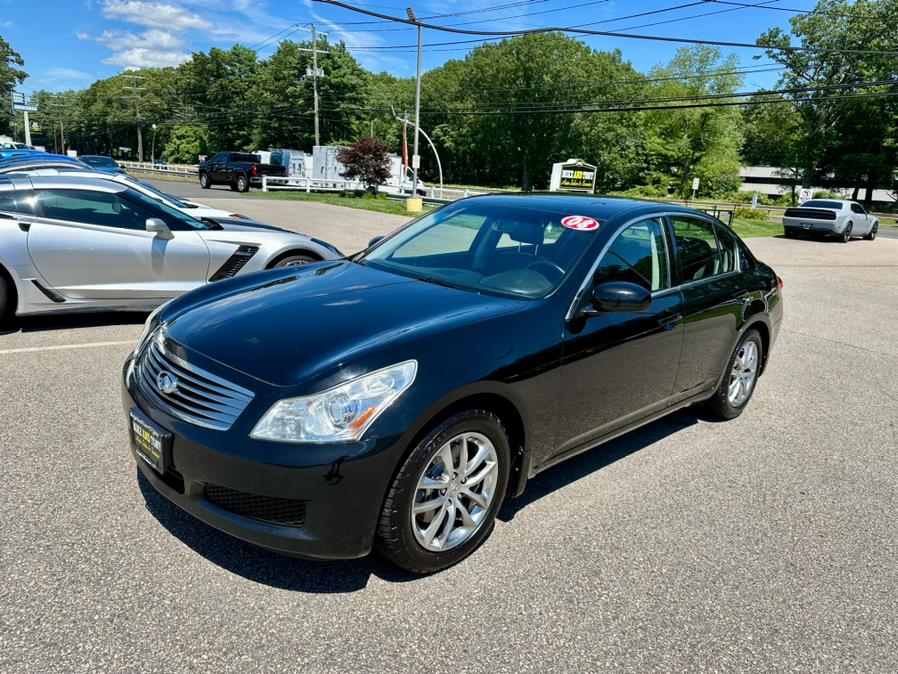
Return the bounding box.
[261,175,484,201]
[120,161,198,175]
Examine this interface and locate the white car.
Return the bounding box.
[782,199,879,242]
[10,167,250,222]
[0,174,342,318]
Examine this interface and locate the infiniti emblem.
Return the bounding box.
[156,370,179,395]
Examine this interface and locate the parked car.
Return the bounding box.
[0,153,90,173]
[123,194,783,573]
[198,152,287,192]
[79,155,127,175]
[8,166,253,222]
[0,174,342,318]
[782,199,879,242]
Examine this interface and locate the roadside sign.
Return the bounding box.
[799,188,813,202]
[692,177,700,191]
[12,103,37,112]
[411,154,420,169]
[11,92,25,105]
[550,158,597,193]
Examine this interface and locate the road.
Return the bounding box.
[2,206,897,672]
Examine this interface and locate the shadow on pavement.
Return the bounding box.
[138,408,705,590]
[0,311,147,336]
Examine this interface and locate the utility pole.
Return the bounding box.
[123,74,146,161]
[312,23,320,147]
[50,96,69,154]
[407,7,423,199]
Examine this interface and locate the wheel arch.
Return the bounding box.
[0,260,20,318]
[265,248,324,269]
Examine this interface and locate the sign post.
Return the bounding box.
[691,177,700,201]
[11,93,37,145]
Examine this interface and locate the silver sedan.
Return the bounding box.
[782,199,879,243]
[0,174,342,318]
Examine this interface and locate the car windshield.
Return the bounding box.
[124,187,211,230]
[359,200,598,299]
[83,156,118,168]
[124,176,190,209]
[801,200,842,209]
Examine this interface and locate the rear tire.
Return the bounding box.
[377,410,511,574]
[840,222,853,243]
[0,273,7,322]
[199,172,211,189]
[236,174,249,193]
[704,329,763,420]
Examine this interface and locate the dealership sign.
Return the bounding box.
[549,158,597,193]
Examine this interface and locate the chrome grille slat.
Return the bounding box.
[134,332,254,431]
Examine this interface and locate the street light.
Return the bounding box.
[151,123,158,165]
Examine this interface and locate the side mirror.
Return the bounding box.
[368,235,384,248]
[145,218,171,236]
[588,281,652,314]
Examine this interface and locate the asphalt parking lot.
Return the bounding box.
[2,194,897,673]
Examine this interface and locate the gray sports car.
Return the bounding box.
[782,199,879,242]
[0,174,342,318]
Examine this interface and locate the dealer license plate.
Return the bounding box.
[129,409,170,473]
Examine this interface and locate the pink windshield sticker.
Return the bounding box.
[561,215,600,231]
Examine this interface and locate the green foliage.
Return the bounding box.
[0,36,27,135]
[163,126,208,164]
[733,207,768,219]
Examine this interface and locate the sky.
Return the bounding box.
[0,0,817,97]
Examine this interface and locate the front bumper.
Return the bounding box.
[122,357,404,560]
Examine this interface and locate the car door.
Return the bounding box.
[208,152,228,183]
[26,186,210,300]
[669,215,745,400]
[850,202,871,234]
[556,216,685,456]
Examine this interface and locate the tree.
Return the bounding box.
[0,36,27,135]
[163,125,208,163]
[337,138,391,192]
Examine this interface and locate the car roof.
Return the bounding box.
[458,192,705,222]
[0,174,128,193]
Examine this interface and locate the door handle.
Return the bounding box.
[657,312,682,330]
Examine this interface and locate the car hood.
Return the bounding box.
[209,219,290,233]
[164,261,526,387]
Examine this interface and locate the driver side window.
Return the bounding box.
[594,218,670,293]
[36,189,156,231]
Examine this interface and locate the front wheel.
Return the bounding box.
[199,172,210,189]
[864,222,878,241]
[840,222,853,243]
[270,253,317,268]
[704,329,763,420]
[377,410,511,574]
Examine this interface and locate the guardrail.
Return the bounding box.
[120,161,197,175]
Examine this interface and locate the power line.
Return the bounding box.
[313,0,898,55]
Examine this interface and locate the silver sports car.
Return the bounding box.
[0,174,341,318]
[782,199,879,242]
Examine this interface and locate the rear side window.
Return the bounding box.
[671,216,721,282]
[231,153,260,163]
[594,218,670,293]
[715,224,739,274]
[0,190,35,214]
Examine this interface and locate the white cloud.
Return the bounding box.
[103,47,191,68]
[101,0,211,32]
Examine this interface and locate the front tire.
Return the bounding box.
[864,222,878,241]
[270,253,318,268]
[705,329,763,420]
[377,410,511,574]
[199,172,211,189]
[0,273,8,324]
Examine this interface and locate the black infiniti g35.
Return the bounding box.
[123,194,783,573]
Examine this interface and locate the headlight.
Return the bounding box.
[136,301,170,352]
[251,360,417,443]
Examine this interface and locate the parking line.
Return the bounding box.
[0,340,134,355]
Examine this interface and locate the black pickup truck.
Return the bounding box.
[198,152,287,192]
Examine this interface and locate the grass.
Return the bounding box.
[248,190,434,217]
[730,218,783,238]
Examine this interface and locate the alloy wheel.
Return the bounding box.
[411,432,498,552]
[728,340,759,407]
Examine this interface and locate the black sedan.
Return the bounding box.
[123,194,783,573]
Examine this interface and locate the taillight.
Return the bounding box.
[776,275,784,290]
[251,164,258,176]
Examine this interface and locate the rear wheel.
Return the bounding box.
[864,222,878,241]
[377,410,510,574]
[840,222,853,243]
[705,329,763,420]
[235,174,249,193]
[199,172,210,189]
[0,273,8,322]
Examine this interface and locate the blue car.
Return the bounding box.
[0,153,90,173]
[79,155,127,175]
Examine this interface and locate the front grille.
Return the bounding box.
[784,208,836,220]
[204,483,306,528]
[135,332,254,431]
